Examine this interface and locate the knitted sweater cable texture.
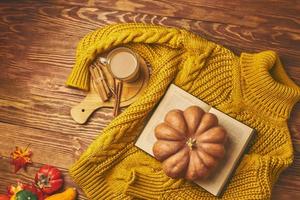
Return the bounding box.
[66,23,300,199]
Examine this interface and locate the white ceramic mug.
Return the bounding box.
[100,47,140,82]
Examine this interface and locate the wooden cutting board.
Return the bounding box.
[71,55,150,124]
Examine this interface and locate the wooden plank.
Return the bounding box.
[0,1,298,82]
[0,60,114,136]
[172,0,300,19]
[0,122,98,169]
[45,0,300,33]
[272,187,300,199]
[41,0,300,61]
[0,158,87,199]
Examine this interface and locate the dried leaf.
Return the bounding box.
[11,145,32,173]
[7,182,24,197]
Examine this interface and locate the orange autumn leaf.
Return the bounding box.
[7,182,24,197]
[11,145,32,173]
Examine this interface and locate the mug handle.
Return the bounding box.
[99,56,108,65]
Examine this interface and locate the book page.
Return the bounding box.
[135,84,211,156]
[135,84,254,196]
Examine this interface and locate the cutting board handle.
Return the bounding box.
[70,93,104,124]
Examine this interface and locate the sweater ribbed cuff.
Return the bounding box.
[69,160,116,200]
[257,155,292,198]
[124,170,184,199]
[125,170,165,199]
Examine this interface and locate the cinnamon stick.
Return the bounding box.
[90,65,108,101]
[97,60,114,92]
[113,80,123,116]
[117,80,123,115]
[95,61,111,96]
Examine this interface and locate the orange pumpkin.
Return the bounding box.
[153,106,227,181]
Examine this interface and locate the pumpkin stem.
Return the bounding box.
[186,138,197,150]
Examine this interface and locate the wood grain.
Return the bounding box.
[0,0,299,199]
[0,122,96,168]
[1,1,299,82]
[47,0,300,31]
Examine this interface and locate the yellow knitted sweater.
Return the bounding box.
[67,23,300,199]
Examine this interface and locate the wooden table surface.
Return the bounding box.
[0,0,299,199]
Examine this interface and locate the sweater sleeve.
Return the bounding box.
[66,23,183,90]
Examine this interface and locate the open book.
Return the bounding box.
[135,84,255,196]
